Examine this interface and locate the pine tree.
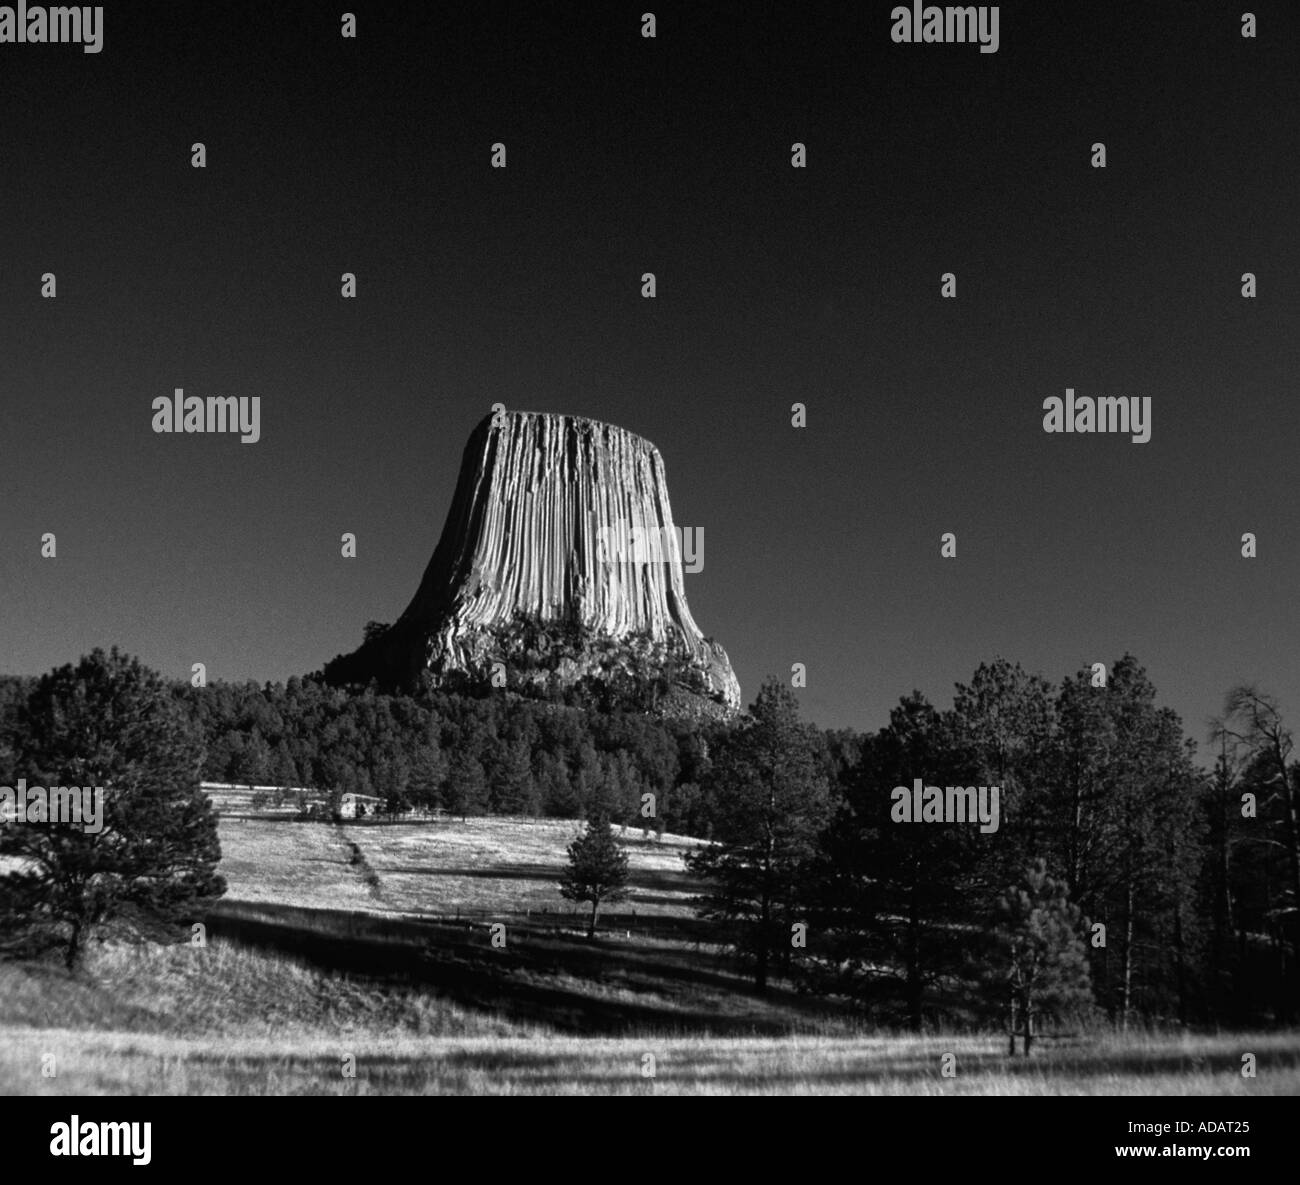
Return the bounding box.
[270,740,297,795]
[0,648,226,969]
[406,741,445,813]
[373,752,412,815]
[952,658,1056,888]
[559,815,630,938]
[986,859,1093,1055]
[492,737,537,816]
[815,692,982,1026]
[1044,656,1202,1024]
[573,742,602,817]
[538,752,581,818]
[445,751,488,820]
[235,729,272,791]
[1216,685,1300,1019]
[688,677,832,992]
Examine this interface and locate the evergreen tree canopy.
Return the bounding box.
[559,815,630,938]
[688,677,832,992]
[0,648,226,969]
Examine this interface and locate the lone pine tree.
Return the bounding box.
[559,814,630,939]
[0,648,226,970]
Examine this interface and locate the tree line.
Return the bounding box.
[1,648,1295,1036]
[174,674,717,830]
[694,660,1298,1034]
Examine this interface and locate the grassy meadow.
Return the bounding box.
[2,785,1298,1094]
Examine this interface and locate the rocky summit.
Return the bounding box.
[325,411,741,716]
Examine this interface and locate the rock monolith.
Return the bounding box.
[325,411,741,715]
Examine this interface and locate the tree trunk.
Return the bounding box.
[755,900,770,993]
[1023,1005,1034,1057]
[1121,880,1135,1030]
[1069,764,1084,899]
[1218,747,1235,936]
[1215,755,1235,1012]
[1280,926,1291,1022]
[1275,748,1300,1018]
[1008,995,1017,1056]
[65,918,83,972]
[1173,898,1188,1026]
[588,898,599,940]
[756,820,773,994]
[906,877,922,1032]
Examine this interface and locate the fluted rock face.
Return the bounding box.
[330,411,741,713]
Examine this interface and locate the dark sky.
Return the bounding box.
[2,1,1296,752]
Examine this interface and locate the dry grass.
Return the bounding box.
[342,816,705,919]
[214,796,707,923]
[0,938,533,1042]
[212,818,379,912]
[4,801,1298,1095]
[4,1005,1298,1095]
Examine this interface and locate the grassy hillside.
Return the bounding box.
[199,792,860,1035]
[215,802,705,923]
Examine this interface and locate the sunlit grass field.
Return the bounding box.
[211,784,706,921]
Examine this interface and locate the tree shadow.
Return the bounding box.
[377,865,556,881]
[201,899,836,1035]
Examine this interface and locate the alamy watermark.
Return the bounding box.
[594,522,703,573]
[50,1116,151,1165]
[1042,389,1151,443]
[891,778,1000,833]
[891,5,999,54]
[0,5,103,52]
[152,389,261,443]
[0,779,104,834]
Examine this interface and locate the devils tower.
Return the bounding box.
[324,411,741,715]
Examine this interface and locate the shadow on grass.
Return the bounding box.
[376,864,557,881]
[372,863,703,897]
[201,900,836,1036]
